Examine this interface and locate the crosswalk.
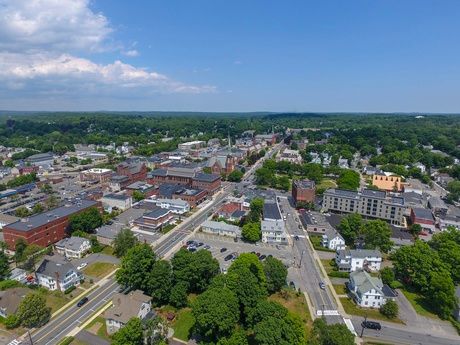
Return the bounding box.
[316,309,340,316]
[7,339,21,345]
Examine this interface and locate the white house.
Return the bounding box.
[35,259,82,291]
[153,198,190,214]
[261,219,287,244]
[348,271,387,308]
[201,220,241,238]
[335,249,382,272]
[55,237,91,259]
[321,228,345,251]
[104,290,153,335]
[101,193,132,212]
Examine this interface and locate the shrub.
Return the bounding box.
[0,280,22,291]
[380,300,398,319]
[64,286,76,294]
[4,314,20,329]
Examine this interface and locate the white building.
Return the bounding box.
[35,259,82,291]
[101,193,132,212]
[104,290,152,335]
[261,220,287,244]
[8,268,27,284]
[335,249,382,272]
[153,198,190,214]
[439,215,460,231]
[321,228,346,251]
[178,140,206,151]
[348,271,388,308]
[201,220,241,238]
[55,237,91,259]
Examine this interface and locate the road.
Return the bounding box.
[278,196,342,324]
[24,278,119,345]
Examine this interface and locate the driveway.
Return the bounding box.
[75,330,109,345]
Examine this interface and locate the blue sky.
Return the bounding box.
[0,0,459,112]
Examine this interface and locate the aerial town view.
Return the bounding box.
[0,1,459,345]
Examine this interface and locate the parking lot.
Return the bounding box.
[189,232,295,273]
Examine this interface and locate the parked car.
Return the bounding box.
[289,281,295,288]
[319,282,326,290]
[197,242,204,247]
[259,255,266,261]
[220,247,227,253]
[77,262,88,270]
[294,235,299,241]
[224,254,233,261]
[362,321,381,330]
[204,245,211,250]
[77,297,89,307]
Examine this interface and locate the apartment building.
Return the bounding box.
[322,188,405,225]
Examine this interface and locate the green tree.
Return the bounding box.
[112,317,144,345]
[336,170,360,190]
[32,203,45,214]
[14,206,30,218]
[192,287,239,341]
[241,222,261,242]
[263,256,287,294]
[425,269,457,319]
[247,300,288,328]
[227,254,267,316]
[169,281,188,308]
[16,293,51,328]
[429,228,460,283]
[253,314,305,345]
[14,238,27,264]
[309,318,355,345]
[45,194,59,209]
[0,252,10,280]
[247,198,264,223]
[338,213,362,245]
[3,160,14,168]
[132,190,146,202]
[228,170,244,182]
[116,244,157,291]
[361,219,393,253]
[380,267,395,286]
[40,183,53,195]
[148,260,173,306]
[217,329,249,345]
[380,300,398,319]
[113,228,139,257]
[69,207,102,233]
[409,223,422,238]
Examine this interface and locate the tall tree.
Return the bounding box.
[425,269,457,319]
[113,228,139,257]
[338,213,362,245]
[116,244,157,291]
[309,318,355,345]
[17,293,51,328]
[360,219,393,253]
[192,287,240,341]
[147,260,173,306]
[69,207,102,233]
[263,257,287,294]
[241,222,261,242]
[253,314,305,345]
[0,252,10,280]
[112,317,144,345]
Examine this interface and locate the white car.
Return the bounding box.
[77,262,88,270]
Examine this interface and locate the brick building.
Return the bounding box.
[133,207,173,231]
[292,179,316,205]
[172,188,208,208]
[3,200,101,249]
[410,207,436,233]
[79,168,113,183]
[192,173,221,195]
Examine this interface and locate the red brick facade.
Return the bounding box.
[292,180,316,204]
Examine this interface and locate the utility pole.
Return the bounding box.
[28,330,34,345]
[360,314,368,337]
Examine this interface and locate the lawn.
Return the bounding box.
[172,308,195,341]
[269,289,312,335]
[83,262,118,279]
[320,259,349,278]
[401,289,440,320]
[310,236,335,252]
[161,223,176,234]
[339,297,404,324]
[332,284,347,295]
[100,246,114,256]
[317,178,337,190]
[84,316,111,342]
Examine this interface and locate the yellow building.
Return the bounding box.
[372,173,403,192]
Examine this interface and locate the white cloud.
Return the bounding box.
[122,49,139,57]
[0,0,215,101]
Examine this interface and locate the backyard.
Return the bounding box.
[83,262,118,279]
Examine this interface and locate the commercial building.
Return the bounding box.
[277,149,303,164]
[292,179,315,205]
[110,161,148,191]
[439,215,460,231]
[153,198,190,214]
[133,207,173,231]
[191,173,221,195]
[25,152,54,168]
[201,220,241,238]
[3,200,100,249]
[172,187,208,208]
[178,140,206,151]
[322,188,405,226]
[125,181,156,198]
[79,168,113,183]
[410,207,436,233]
[101,193,132,212]
[372,173,403,192]
[104,290,153,335]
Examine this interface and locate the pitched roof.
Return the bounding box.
[194,173,220,182]
[411,207,434,221]
[36,259,77,278]
[261,219,285,233]
[350,270,383,295]
[0,288,30,315]
[263,202,282,220]
[105,290,151,324]
[55,237,89,251]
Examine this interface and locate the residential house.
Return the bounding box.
[300,211,334,234]
[35,259,82,291]
[439,215,460,231]
[335,249,382,272]
[261,220,287,244]
[8,268,27,284]
[104,290,153,335]
[321,228,345,251]
[201,220,241,238]
[54,237,91,259]
[348,271,395,308]
[0,288,29,318]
